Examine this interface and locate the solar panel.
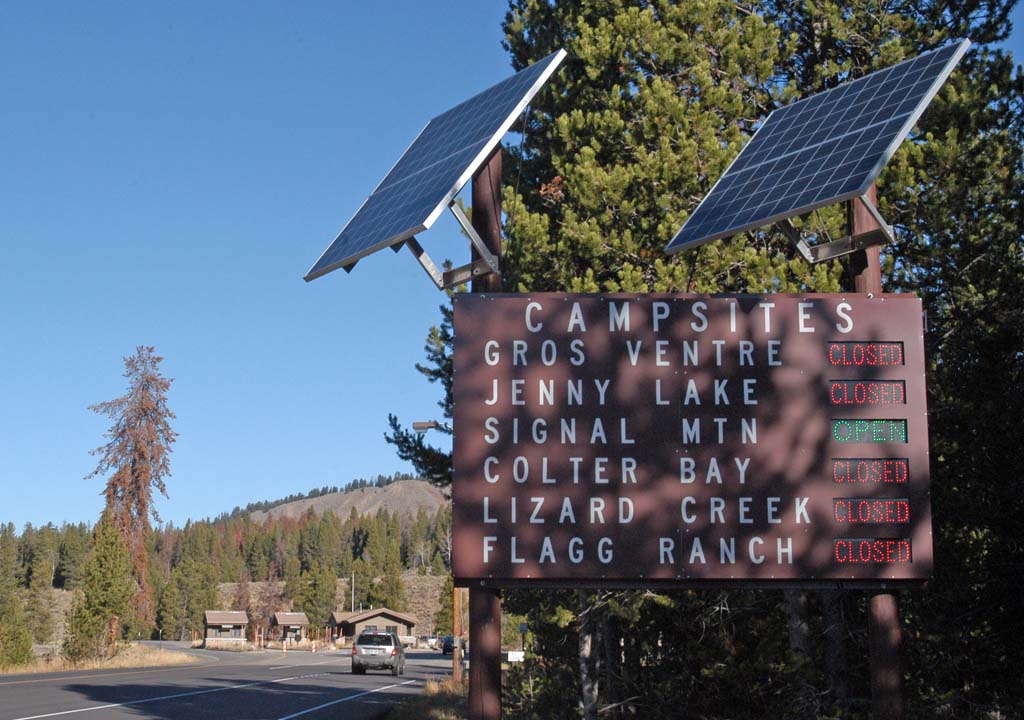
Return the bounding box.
[305,49,567,282]
[665,40,970,254]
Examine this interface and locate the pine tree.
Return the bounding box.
[24,558,54,644]
[406,509,432,573]
[0,523,32,667]
[63,516,135,662]
[282,557,302,601]
[0,524,19,606]
[56,523,90,590]
[295,562,336,628]
[350,558,375,610]
[501,0,841,296]
[384,303,455,486]
[156,577,186,641]
[87,346,177,626]
[317,513,344,576]
[429,551,447,576]
[434,574,454,636]
[163,557,217,639]
[298,514,322,572]
[18,524,59,590]
[0,608,33,668]
[372,514,405,611]
[430,505,451,569]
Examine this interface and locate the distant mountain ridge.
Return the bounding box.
[248,479,447,523]
[226,473,415,518]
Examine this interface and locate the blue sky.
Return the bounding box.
[2,3,1022,530]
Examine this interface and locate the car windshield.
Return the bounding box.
[358,634,392,646]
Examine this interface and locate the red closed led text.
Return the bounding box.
[833,538,912,564]
[832,458,909,483]
[833,498,910,524]
[828,341,905,367]
[829,380,906,405]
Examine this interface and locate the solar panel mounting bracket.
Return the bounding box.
[777,194,894,264]
[402,201,501,290]
[404,236,445,289]
[449,201,500,276]
[442,257,496,288]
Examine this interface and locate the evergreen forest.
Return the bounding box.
[0,481,451,659]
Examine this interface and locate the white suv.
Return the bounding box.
[351,631,406,676]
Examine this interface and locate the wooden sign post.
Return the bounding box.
[468,147,504,720]
[849,185,904,720]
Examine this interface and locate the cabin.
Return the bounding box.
[272,611,309,642]
[203,611,248,646]
[329,608,417,645]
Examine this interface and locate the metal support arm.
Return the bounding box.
[403,200,503,290]
[404,237,445,289]
[449,202,500,276]
[776,194,894,264]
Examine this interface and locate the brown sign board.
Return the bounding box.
[452,294,932,589]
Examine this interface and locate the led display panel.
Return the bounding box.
[452,294,932,588]
[305,49,566,281]
[665,40,969,254]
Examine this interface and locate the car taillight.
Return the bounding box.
[391,648,397,656]
[352,646,358,655]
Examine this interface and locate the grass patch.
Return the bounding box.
[384,676,468,720]
[0,643,197,676]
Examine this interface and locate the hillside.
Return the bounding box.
[249,479,447,523]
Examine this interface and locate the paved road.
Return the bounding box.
[0,644,452,720]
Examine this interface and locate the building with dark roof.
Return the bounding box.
[203,610,248,646]
[272,611,310,642]
[329,608,416,642]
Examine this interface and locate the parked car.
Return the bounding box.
[352,630,406,676]
[441,635,466,655]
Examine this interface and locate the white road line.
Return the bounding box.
[9,671,332,720]
[275,680,417,719]
[269,659,343,671]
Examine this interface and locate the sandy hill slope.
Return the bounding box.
[249,479,447,523]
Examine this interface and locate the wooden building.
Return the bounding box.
[203,610,248,645]
[272,611,309,642]
[329,608,416,643]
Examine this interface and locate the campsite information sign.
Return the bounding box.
[452,294,932,587]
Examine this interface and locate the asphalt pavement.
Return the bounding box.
[0,643,452,720]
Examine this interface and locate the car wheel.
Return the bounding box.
[391,663,400,676]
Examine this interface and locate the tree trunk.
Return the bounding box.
[783,589,811,657]
[822,590,849,709]
[603,611,623,719]
[578,591,599,720]
[783,590,817,719]
[621,614,640,712]
[107,615,121,659]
